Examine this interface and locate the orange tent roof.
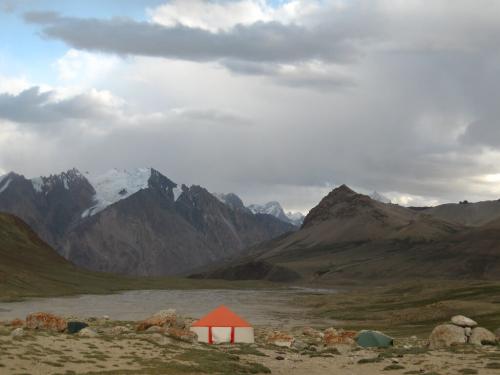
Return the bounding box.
[191,305,252,327]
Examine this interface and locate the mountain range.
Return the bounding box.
[0,168,295,276]
[196,185,500,283]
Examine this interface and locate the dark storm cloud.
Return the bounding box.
[7,1,500,209]
[0,87,116,126]
[23,11,372,65]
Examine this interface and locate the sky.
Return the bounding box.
[2,0,500,213]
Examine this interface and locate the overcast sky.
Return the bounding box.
[2,0,500,212]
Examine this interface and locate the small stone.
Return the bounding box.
[78,327,98,338]
[10,328,25,338]
[451,315,478,328]
[102,315,110,320]
[469,327,496,346]
[465,327,472,336]
[109,326,131,335]
[292,339,307,351]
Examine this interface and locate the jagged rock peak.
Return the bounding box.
[31,168,89,193]
[302,184,373,228]
[215,193,248,212]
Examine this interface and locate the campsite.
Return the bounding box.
[1,283,500,374]
[3,0,500,374]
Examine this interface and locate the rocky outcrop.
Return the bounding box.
[429,324,466,349]
[0,168,294,276]
[266,331,295,347]
[166,327,197,343]
[25,312,67,332]
[429,315,497,348]
[136,309,183,331]
[323,328,357,346]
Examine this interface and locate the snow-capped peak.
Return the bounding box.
[286,211,305,226]
[249,201,286,218]
[82,168,153,217]
[249,201,304,226]
[370,191,391,204]
[30,168,86,194]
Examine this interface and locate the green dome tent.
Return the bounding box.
[355,330,394,348]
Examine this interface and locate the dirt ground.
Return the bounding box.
[1,322,499,375]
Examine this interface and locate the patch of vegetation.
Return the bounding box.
[458,369,478,374]
[358,357,383,364]
[384,364,405,371]
[486,362,500,369]
[227,344,267,357]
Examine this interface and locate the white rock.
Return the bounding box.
[78,327,98,338]
[451,315,478,327]
[10,328,25,338]
[465,327,472,336]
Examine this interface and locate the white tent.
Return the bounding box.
[190,305,254,344]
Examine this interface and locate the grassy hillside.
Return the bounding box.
[0,213,269,301]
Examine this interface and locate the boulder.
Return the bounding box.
[302,327,324,339]
[9,319,24,328]
[78,327,98,338]
[10,328,25,338]
[291,339,307,351]
[166,327,197,343]
[136,309,183,331]
[429,324,466,349]
[495,328,500,339]
[266,331,295,348]
[469,327,496,346]
[323,328,357,346]
[25,312,67,332]
[148,333,173,346]
[145,326,165,334]
[451,315,478,328]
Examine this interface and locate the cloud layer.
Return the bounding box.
[2,1,500,211]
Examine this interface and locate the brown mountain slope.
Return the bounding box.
[0,213,136,300]
[420,200,500,226]
[260,185,462,259]
[196,186,500,283]
[0,213,260,301]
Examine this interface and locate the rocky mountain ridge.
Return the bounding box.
[196,184,500,282]
[0,168,294,276]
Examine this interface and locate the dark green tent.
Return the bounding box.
[355,330,393,348]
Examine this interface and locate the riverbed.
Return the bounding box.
[0,288,337,328]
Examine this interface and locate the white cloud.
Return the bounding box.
[55,49,119,85]
[0,75,30,95]
[148,0,321,32]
